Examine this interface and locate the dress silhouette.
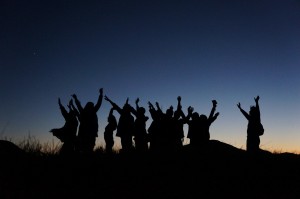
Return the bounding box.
[71,88,103,154]
[50,98,78,155]
[237,96,264,153]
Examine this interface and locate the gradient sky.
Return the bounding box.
[1,0,300,152]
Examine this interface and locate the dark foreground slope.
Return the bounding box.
[1,140,300,199]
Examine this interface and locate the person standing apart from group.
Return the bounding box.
[237,95,264,153]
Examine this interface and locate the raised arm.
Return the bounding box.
[148,101,154,110]
[208,100,217,120]
[58,98,68,119]
[71,94,83,113]
[104,95,122,114]
[207,100,219,124]
[254,96,260,112]
[177,96,182,111]
[155,102,163,115]
[94,88,104,112]
[69,99,80,118]
[176,96,187,120]
[148,101,156,120]
[182,106,193,123]
[135,98,140,110]
[254,95,261,121]
[129,98,140,117]
[237,102,250,120]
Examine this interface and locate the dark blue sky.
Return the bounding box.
[1,0,300,152]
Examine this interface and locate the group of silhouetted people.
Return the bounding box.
[50,88,264,155]
[50,88,103,155]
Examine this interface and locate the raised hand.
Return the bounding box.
[212,100,217,107]
[136,98,140,104]
[71,94,77,99]
[254,96,260,103]
[177,96,181,102]
[99,88,103,95]
[237,102,241,109]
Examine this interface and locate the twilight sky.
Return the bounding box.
[1,0,300,152]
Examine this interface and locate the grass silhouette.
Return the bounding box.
[1,137,300,199]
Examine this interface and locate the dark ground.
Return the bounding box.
[1,140,300,199]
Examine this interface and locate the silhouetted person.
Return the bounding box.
[237,96,264,153]
[50,98,78,155]
[104,108,117,154]
[155,102,174,151]
[131,98,149,153]
[172,96,186,151]
[186,106,198,146]
[187,100,219,148]
[147,101,162,151]
[72,88,103,154]
[105,96,134,153]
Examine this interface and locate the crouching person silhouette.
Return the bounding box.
[50,98,78,155]
[237,95,264,153]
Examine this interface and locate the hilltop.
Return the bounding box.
[1,139,300,199]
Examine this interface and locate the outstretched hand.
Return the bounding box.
[58,98,61,105]
[136,98,140,104]
[254,95,260,103]
[237,102,241,109]
[99,88,103,95]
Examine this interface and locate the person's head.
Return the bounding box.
[199,114,207,122]
[137,107,146,116]
[84,102,94,111]
[108,114,115,123]
[192,112,199,120]
[249,106,258,117]
[123,103,132,114]
[166,106,174,118]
